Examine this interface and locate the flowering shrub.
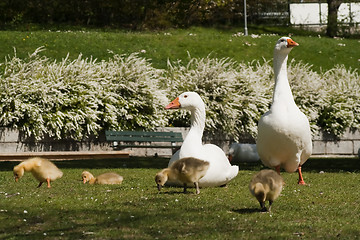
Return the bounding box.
[0,48,358,140]
[316,65,360,135]
[164,56,360,139]
[0,48,167,140]
[163,56,273,140]
[163,55,240,137]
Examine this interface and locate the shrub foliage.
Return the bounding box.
[0,48,167,140]
[0,48,358,141]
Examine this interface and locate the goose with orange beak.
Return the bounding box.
[256,37,312,185]
[165,92,238,187]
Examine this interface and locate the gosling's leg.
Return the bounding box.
[275,165,281,175]
[268,200,273,212]
[259,201,267,212]
[37,182,43,188]
[183,183,187,193]
[194,182,200,195]
[46,178,51,188]
[297,165,306,185]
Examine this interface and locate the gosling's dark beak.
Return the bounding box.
[157,184,162,191]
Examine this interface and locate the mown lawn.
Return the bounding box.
[0,157,359,239]
[0,27,359,72]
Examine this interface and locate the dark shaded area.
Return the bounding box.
[0,0,290,30]
[302,157,360,173]
[1,157,359,173]
[0,156,170,171]
[237,157,360,173]
[232,208,261,214]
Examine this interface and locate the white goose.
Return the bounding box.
[256,37,312,185]
[165,92,239,187]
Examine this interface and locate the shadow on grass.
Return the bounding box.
[237,157,360,173]
[232,208,261,214]
[158,190,200,195]
[0,156,359,173]
[0,156,170,171]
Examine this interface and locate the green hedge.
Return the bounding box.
[0,48,359,141]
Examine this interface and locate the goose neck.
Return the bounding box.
[272,51,295,105]
[189,107,206,137]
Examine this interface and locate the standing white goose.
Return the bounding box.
[256,37,312,185]
[165,92,238,187]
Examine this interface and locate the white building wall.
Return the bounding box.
[290,2,360,25]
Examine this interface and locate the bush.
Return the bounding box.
[0,48,167,140]
[0,48,358,141]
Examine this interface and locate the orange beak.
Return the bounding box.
[287,38,299,48]
[83,178,86,184]
[165,97,181,109]
[15,177,19,182]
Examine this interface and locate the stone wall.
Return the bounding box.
[0,128,111,153]
[0,127,359,158]
[312,129,360,157]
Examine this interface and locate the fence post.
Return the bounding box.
[244,0,248,36]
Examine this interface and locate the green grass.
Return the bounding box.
[0,157,359,239]
[0,27,358,72]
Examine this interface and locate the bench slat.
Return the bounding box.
[106,131,181,137]
[106,136,183,142]
[105,130,183,142]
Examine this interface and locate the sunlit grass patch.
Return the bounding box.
[0,157,359,239]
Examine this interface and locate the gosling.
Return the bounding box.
[155,157,210,194]
[249,169,284,212]
[81,171,123,184]
[13,157,63,188]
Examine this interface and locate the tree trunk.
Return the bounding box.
[326,0,342,37]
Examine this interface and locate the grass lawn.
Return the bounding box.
[0,27,359,72]
[0,157,359,239]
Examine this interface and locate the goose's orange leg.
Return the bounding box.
[297,165,306,185]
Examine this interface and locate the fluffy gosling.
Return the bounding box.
[13,157,63,188]
[249,169,284,212]
[155,157,210,194]
[81,171,123,184]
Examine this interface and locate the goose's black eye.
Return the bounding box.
[280,39,285,42]
[184,95,188,98]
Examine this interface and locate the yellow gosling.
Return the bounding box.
[13,157,63,188]
[81,171,123,184]
[249,169,284,212]
[155,157,210,194]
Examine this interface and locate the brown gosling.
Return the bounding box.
[81,171,123,184]
[155,157,210,194]
[249,169,284,212]
[13,157,63,188]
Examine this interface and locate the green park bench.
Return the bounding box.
[105,130,183,154]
